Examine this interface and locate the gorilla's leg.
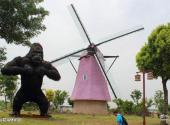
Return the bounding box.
[34,91,49,116]
[12,89,27,116]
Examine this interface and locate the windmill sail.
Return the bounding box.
[95,25,144,47]
[68,4,118,97]
[68,4,91,44]
[68,58,77,74]
[50,47,88,64]
[94,49,117,98]
[51,4,144,99]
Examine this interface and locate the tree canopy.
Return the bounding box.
[130,89,142,105]
[154,90,164,113]
[53,90,68,109]
[0,47,6,68]
[136,23,170,117]
[113,88,154,115]
[0,74,18,107]
[0,0,48,46]
[45,89,55,102]
[136,23,170,80]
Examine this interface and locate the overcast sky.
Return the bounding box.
[1,0,170,103]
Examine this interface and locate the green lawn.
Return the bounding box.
[0,111,161,125]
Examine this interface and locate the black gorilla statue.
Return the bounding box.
[1,43,61,117]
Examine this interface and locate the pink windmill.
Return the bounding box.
[70,47,117,114]
[51,4,144,114]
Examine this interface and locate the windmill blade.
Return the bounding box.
[94,49,117,98]
[106,66,121,99]
[71,55,81,58]
[68,58,77,74]
[50,47,88,64]
[51,57,77,66]
[71,55,119,59]
[95,25,144,47]
[68,4,92,45]
[103,55,119,58]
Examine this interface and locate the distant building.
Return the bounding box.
[59,105,72,113]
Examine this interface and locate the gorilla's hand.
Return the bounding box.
[24,64,33,74]
[35,66,47,76]
[21,57,30,65]
[43,61,51,69]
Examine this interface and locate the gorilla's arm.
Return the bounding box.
[1,57,28,75]
[46,64,61,81]
[43,61,61,81]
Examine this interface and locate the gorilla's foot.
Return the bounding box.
[9,111,20,117]
[40,113,51,118]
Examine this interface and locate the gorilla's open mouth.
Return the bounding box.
[32,56,42,64]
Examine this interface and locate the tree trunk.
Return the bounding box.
[4,95,7,109]
[162,78,168,115]
[10,96,13,109]
[160,78,168,125]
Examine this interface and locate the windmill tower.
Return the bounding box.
[51,4,144,115]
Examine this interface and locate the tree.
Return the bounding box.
[130,89,142,105]
[134,98,153,116]
[22,102,38,111]
[113,97,154,115]
[168,104,170,113]
[53,90,68,110]
[0,75,18,108]
[0,47,6,68]
[122,100,134,114]
[146,98,154,109]
[136,23,170,117]
[113,98,124,112]
[0,100,5,110]
[154,90,164,113]
[113,98,134,114]
[67,97,73,107]
[0,0,49,46]
[45,89,55,102]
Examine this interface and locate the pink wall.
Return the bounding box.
[71,55,111,101]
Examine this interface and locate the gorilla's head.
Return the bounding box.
[26,43,43,65]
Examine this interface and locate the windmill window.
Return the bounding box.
[83,74,87,80]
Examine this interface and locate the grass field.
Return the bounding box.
[0,111,162,125]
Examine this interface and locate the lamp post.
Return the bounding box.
[135,71,153,125]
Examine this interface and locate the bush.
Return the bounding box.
[22,102,39,111]
[0,100,5,110]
